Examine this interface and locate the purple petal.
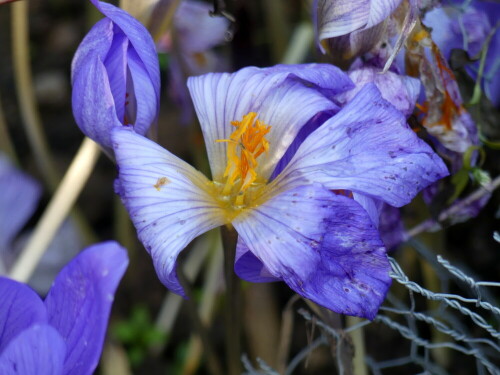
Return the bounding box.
[187,64,350,181]
[126,47,158,135]
[378,203,405,250]
[233,184,391,319]
[174,0,230,53]
[72,53,122,151]
[234,238,280,283]
[316,0,402,50]
[0,278,47,355]
[44,241,128,375]
[103,28,129,124]
[89,0,160,102]
[0,324,65,375]
[71,18,114,84]
[280,84,449,207]
[112,128,225,295]
[338,67,421,117]
[0,155,41,252]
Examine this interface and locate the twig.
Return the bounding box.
[9,138,100,283]
[11,1,59,190]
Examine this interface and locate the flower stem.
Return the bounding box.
[177,267,224,375]
[221,225,242,375]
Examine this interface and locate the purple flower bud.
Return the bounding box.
[71,0,160,153]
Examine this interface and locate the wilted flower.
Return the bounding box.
[315,0,403,64]
[0,241,128,374]
[113,64,447,319]
[424,0,500,106]
[405,20,479,156]
[71,0,160,153]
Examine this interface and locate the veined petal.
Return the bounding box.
[233,184,391,319]
[44,241,128,375]
[112,128,226,295]
[72,53,122,151]
[127,47,158,134]
[0,155,41,252]
[279,84,449,207]
[0,278,47,355]
[187,64,350,181]
[89,0,160,101]
[0,324,65,375]
[71,18,114,83]
[317,0,371,40]
[103,28,128,124]
[339,67,421,117]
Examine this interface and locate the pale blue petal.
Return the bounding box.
[44,241,128,375]
[0,324,65,375]
[279,84,449,207]
[112,128,226,295]
[233,184,391,319]
[187,65,350,181]
[234,239,280,283]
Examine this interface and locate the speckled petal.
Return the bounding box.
[279,84,449,207]
[233,184,391,319]
[112,128,226,295]
[44,241,128,375]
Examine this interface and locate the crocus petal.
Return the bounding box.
[187,64,351,181]
[112,128,226,295]
[44,241,128,375]
[103,29,129,124]
[89,0,160,101]
[72,53,122,150]
[280,84,449,207]
[0,155,41,252]
[175,0,230,53]
[0,324,65,375]
[234,239,280,283]
[317,0,402,45]
[338,67,421,117]
[233,184,391,319]
[0,278,47,355]
[126,47,158,135]
[71,18,114,83]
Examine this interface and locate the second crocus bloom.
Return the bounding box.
[112,64,448,319]
[72,0,160,153]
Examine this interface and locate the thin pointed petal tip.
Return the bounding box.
[72,0,160,151]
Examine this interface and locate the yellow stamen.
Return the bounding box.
[216,112,271,202]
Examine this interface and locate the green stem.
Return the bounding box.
[177,267,223,375]
[0,95,18,164]
[221,225,242,375]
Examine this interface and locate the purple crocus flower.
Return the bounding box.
[72,0,160,153]
[424,0,500,106]
[112,64,448,319]
[0,241,128,374]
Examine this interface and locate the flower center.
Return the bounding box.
[216,112,271,207]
